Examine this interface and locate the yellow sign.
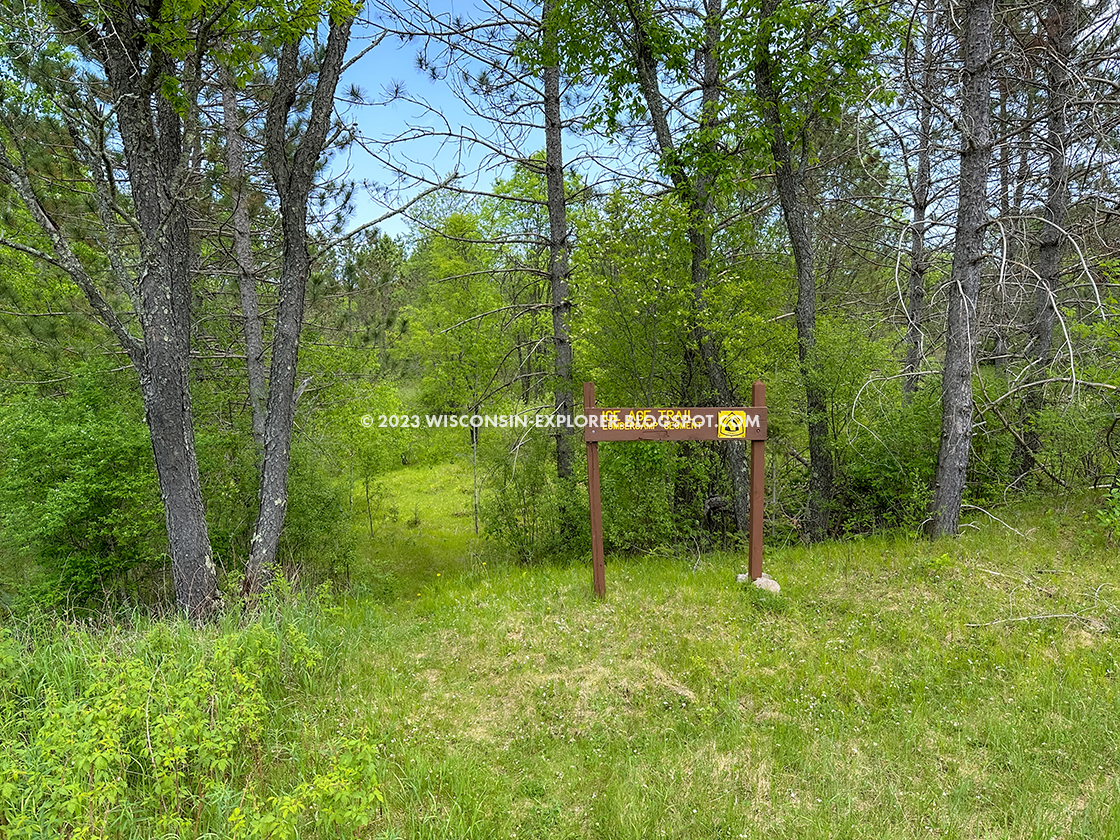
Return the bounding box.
[584,405,765,441]
[718,410,747,439]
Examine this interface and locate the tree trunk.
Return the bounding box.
[542,1,574,482]
[903,0,936,398]
[1,74,219,620]
[99,16,219,619]
[220,66,268,454]
[245,17,355,595]
[691,0,754,536]
[624,0,754,535]
[755,0,832,540]
[1012,0,1074,479]
[926,0,995,537]
[139,358,218,621]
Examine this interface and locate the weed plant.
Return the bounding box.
[0,588,382,839]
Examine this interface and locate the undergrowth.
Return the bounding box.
[0,588,382,839]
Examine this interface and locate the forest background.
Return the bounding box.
[2,0,1120,836]
[3,0,1119,614]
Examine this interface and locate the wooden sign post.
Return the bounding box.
[583,383,607,598]
[583,381,768,598]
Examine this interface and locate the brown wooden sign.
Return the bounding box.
[584,406,767,442]
[583,381,767,599]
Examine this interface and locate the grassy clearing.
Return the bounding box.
[327,469,1120,839]
[4,464,1120,838]
[348,460,483,601]
[329,495,1120,839]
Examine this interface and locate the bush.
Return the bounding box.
[0,367,357,611]
[279,443,355,585]
[1028,397,1117,489]
[1097,488,1120,545]
[0,377,166,610]
[0,604,382,839]
[599,441,698,553]
[833,386,939,533]
[197,427,355,591]
[482,429,589,563]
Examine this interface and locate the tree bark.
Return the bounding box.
[755,0,832,540]
[1012,0,1074,479]
[246,17,356,595]
[0,132,221,619]
[926,0,995,537]
[107,31,221,620]
[542,0,574,483]
[220,66,268,455]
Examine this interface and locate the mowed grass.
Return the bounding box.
[349,460,482,600]
[314,467,1120,839]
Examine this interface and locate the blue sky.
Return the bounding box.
[325,3,637,242]
[331,6,520,240]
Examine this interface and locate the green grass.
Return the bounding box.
[349,459,484,600]
[4,466,1120,838]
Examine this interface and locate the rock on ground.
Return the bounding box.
[736,572,780,594]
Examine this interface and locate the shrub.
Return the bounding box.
[1028,397,1116,489]
[279,443,355,585]
[197,427,355,591]
[1097,488,1120,545]
[833,386,939,533]
[0,607,383,839]
[0,377,165,610]
[599,441,693,552]
[482,429,589,563]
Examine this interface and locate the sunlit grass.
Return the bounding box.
[317,481,1120,839]
[4,475,1120,838]
[349,459,485,600]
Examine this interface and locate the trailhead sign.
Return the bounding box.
[583,406,767,442]
[582,381,768,598]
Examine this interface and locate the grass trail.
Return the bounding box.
[320,472,1120,838]
[350,460,484,600]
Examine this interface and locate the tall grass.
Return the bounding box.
[0,591,382,839]
[3,466,1120,838]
